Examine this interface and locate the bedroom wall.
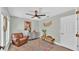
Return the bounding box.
[39,17,60,43]
[10,16,40,34]
[10,16,26,33]
[31,20,40,32]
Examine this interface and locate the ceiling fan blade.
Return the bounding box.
[37,16,40,18]
[38,14,46,16]
[26,13,33,16]
[31,16,40,19]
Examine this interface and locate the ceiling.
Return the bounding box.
[7,7,76,20]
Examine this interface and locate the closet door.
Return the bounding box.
[60,15,77,50]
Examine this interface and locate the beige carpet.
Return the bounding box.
[9,39,72,51]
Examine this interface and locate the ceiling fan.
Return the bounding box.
[26,10,46,18]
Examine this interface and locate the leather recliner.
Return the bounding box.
[11,33,29,47]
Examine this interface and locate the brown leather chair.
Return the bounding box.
[11,33,29,47]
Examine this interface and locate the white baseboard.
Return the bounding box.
[54,42,63,46]
[54,42,76,51]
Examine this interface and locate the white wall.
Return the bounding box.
[10,16,30,33]
[39,17,60,43]
[31,20,40,32]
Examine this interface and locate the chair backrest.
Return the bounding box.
[12,33,23,39]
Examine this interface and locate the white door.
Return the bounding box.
[60,15,77,50]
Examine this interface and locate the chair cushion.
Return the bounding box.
[20,37,26,41]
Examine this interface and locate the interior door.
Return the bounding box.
[60,15,77,50]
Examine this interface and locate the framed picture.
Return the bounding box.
[24,21,31,32]
[43,20,52,27]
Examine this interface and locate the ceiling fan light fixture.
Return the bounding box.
[32,17,38,20]
[32,17,41,21]
[26,9,46,20]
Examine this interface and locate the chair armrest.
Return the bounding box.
[24,36,29,39]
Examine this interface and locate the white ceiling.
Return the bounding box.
[7,7,76,20]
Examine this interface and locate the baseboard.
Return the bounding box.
[54,42,75,51]
[54,42,63,46]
